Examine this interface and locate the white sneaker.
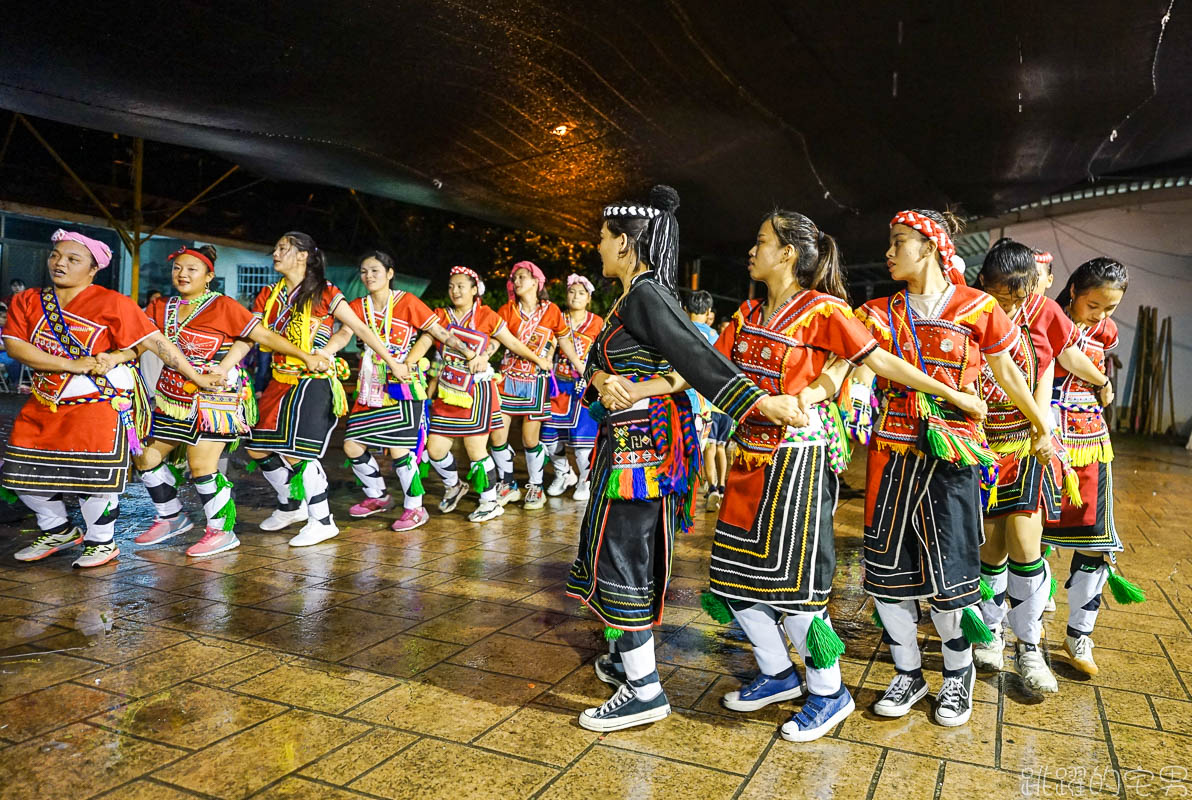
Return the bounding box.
[1043,596,1057,612]
[547,467,578,497]
[14,526,84,561]
[1015,643,1059,693]
[573,483,590,502]
[1064,634,1098,676]
[972,624,1005,672]
[260,504,308,531]
[468,500,505,523]
[288,518,338,547]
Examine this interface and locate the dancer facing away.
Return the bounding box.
[132,245,330,557]
[852,210,1055,727]
[565,185,802,733]
[489,261,585,510]
[244,232,409,547]
[6,230,221,567]
[681,291,731,512]
[969,239,1111,693]
[318,251,487,532]
[1043,258,1143,677]
[406,266,551,522]
[691,210,990,741]
[542,273,603,502]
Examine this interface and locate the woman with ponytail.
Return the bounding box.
[243,232,410,547]
[968,238,1112,693]
[851,210,1055,728]
[131,245,328,557]
[690,210,986,742]
[565,186,804,733]
[1043,257,1139,678]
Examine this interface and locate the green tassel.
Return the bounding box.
[213,473,237,532]
[166,462,186,487]
[288,461,308,501]
[0,486,18,504]
[1049,576,1058,600]
[466,461,490,493]
[603,626,623,642]
[244,460,258,473]
[870,608,884,629]
[1106,567,1146,605]
[979,577,995,602]
[400,455,425,497]
[961,607,994,644]
[700,590,734,624]
[343,457,353,470]
[418,461,430,480]
[806,615,846,668]
[1043,545,1053,558]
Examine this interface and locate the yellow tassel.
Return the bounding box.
[986,482,999,510]
[954,295,998,325]
[1063,469,1083,507]
[154,393,197,421]
[779,299,838,338]
[1066,439,1114,467]
[733,450,773,469]
[33,391,58,412]
[990,437,1033,458]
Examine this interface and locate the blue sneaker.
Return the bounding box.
[578,684,671,732]
[722,670,805,712]
[780,688,855,742]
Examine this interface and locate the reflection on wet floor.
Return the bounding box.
[0,417,1190,799]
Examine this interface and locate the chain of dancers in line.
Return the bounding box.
[0,182,1143,741]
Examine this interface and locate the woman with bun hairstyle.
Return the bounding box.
[244,232,410,547]
[132,244,330,557]
[317,251,488,532]
[851,210,1054,728]
[1043,257,1143,678]
[405,265,552,522]
[968,238,1111,694]
[488,260,585,510]
[565,185,803,733]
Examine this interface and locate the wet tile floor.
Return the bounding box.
[1,431,1190,799]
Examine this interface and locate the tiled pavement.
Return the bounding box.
[0,436,1190,799]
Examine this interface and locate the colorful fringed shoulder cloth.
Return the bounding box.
[565,271,767,633]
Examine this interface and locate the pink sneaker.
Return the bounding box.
[134,515,194,545]
[186,526,240,558]
[390,507,429,532]
[349,495,396,518]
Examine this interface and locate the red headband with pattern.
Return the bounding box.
[168,247,215,272]
[450,265,485,296]
[1034,250,1053,266]
[889,210,963,285]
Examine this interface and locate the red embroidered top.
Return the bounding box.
[1053,316,1118,464]
[348,291,436,360]
[497,300,568,381]
[555,310,604,381]
[252,281,344,373]
[146,294,258,409]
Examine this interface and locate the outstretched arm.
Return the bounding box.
[332,302,409,381]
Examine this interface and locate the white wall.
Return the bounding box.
[997,196,1192,424]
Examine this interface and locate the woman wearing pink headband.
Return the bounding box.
[541,273,603,502]
[405,265,549,522]
[3,230,222,568]
[489,260,585,511]
[848,209,1055,728]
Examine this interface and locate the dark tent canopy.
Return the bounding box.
[1,1,1189,258]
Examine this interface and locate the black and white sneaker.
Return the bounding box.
[935,665,975,727]
[593,654,627,687]
[578,684,670,732]
[872,671,929,718]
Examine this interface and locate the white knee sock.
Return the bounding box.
[491,443,515,482]
[19,493,68,533]
[731,602,794,676]
[979,561,1009,630]
[548,439,570,471]
[575,446,592,485]
[876,599,922,673]
[1007,558,1049,647]
[141,463,182,519]
[80,493,119,544]
[393,453,424,510]
[193,472,235,531]
[297,460,331,525]
[930,607,974,675]
[526,443,547,486]
[349,452,387,499]
[1066,552,1109,638]
[258,454,298,510]
[618,632,662,702]
[472,457,498,503]
[430,453,459,487]
[783,611,843,696]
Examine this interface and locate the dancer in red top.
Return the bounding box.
[488,261,585,510]
[853,210,1054,728]
[4,230,219,568]
[319,251,486,532]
